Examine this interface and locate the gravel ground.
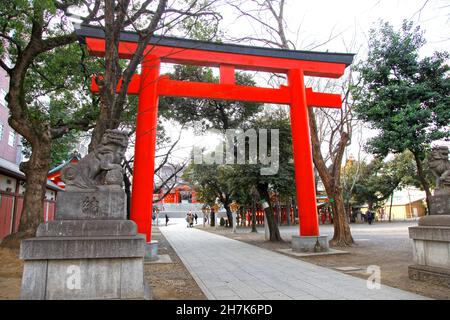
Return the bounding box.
[200,221,450,300]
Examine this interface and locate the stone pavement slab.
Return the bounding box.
[159,222,429,300]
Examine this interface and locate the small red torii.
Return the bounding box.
[77,25,354,242]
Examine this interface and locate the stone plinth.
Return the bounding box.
[36,220,137,237]
[20,220,147,299]
[291,235,329,253]
[408,215,450,287]
[21,257,145,300]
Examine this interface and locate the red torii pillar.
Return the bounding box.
[288,68,318,236]
[131,56,160,241]
[81,27,352,245]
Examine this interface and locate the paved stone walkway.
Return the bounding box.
[159,221,428,300]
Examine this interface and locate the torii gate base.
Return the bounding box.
[77,25,353,253]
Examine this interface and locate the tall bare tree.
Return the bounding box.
[88,0,221,150]
[229,0,358,245]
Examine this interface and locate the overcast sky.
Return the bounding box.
[161,0,450,165]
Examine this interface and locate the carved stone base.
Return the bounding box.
[36,220,137,237]
[20,220,146,300]
[55,189,126,220]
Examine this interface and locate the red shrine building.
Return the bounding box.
[156,184,199,204]
[152,165,199,205]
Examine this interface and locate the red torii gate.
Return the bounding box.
[76,25,354,243]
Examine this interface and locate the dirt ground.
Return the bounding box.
[0,247,22,300]
[201,225,450,300]
[0,227,206,300]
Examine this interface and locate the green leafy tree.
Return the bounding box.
[223,109,294,241]
[0,1,100,238]
[184,162,235,225]
[353,20,450,211]
[159,66,260,132]
[344,151,418,216]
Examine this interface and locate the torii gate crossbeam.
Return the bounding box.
[76,25,354,243]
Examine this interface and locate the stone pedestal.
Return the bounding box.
[291,235,329,253]
[408,215,450,288]
[20,220,147,299]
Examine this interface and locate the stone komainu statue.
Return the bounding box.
[428,146,450,191]
[61,129,128,190]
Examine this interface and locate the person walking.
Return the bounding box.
[368,210,374,225]
[194,213,198,225]
[186,213,191,228]
[165,214,169,226]
[188,211,194,228]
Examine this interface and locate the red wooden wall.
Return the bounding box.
[0,191,56,240]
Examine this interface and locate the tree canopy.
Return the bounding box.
[353,20,449,210]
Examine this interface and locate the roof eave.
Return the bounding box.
[75,24,355,67]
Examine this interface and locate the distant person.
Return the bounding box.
[186,213,191,228]
[367,210,374,225]
[321,211,326,225]
[194,213,198,225]
[165,214,169,226]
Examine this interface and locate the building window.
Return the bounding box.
[0,89,6,107]
[8,129,15,147]
[0,123,3,140]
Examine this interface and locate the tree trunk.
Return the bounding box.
[257,183,282,241]
[308,108,353,246]
[18,135,52,235]
[210,210,215,227]
[88,110,111,152]
[412,150,432,214]
[293,198,298,223]
[388,192,394,222]
[224,205,233,228]
[286,197,291,226]
[328,189,354,246]
[251,200,257,232]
